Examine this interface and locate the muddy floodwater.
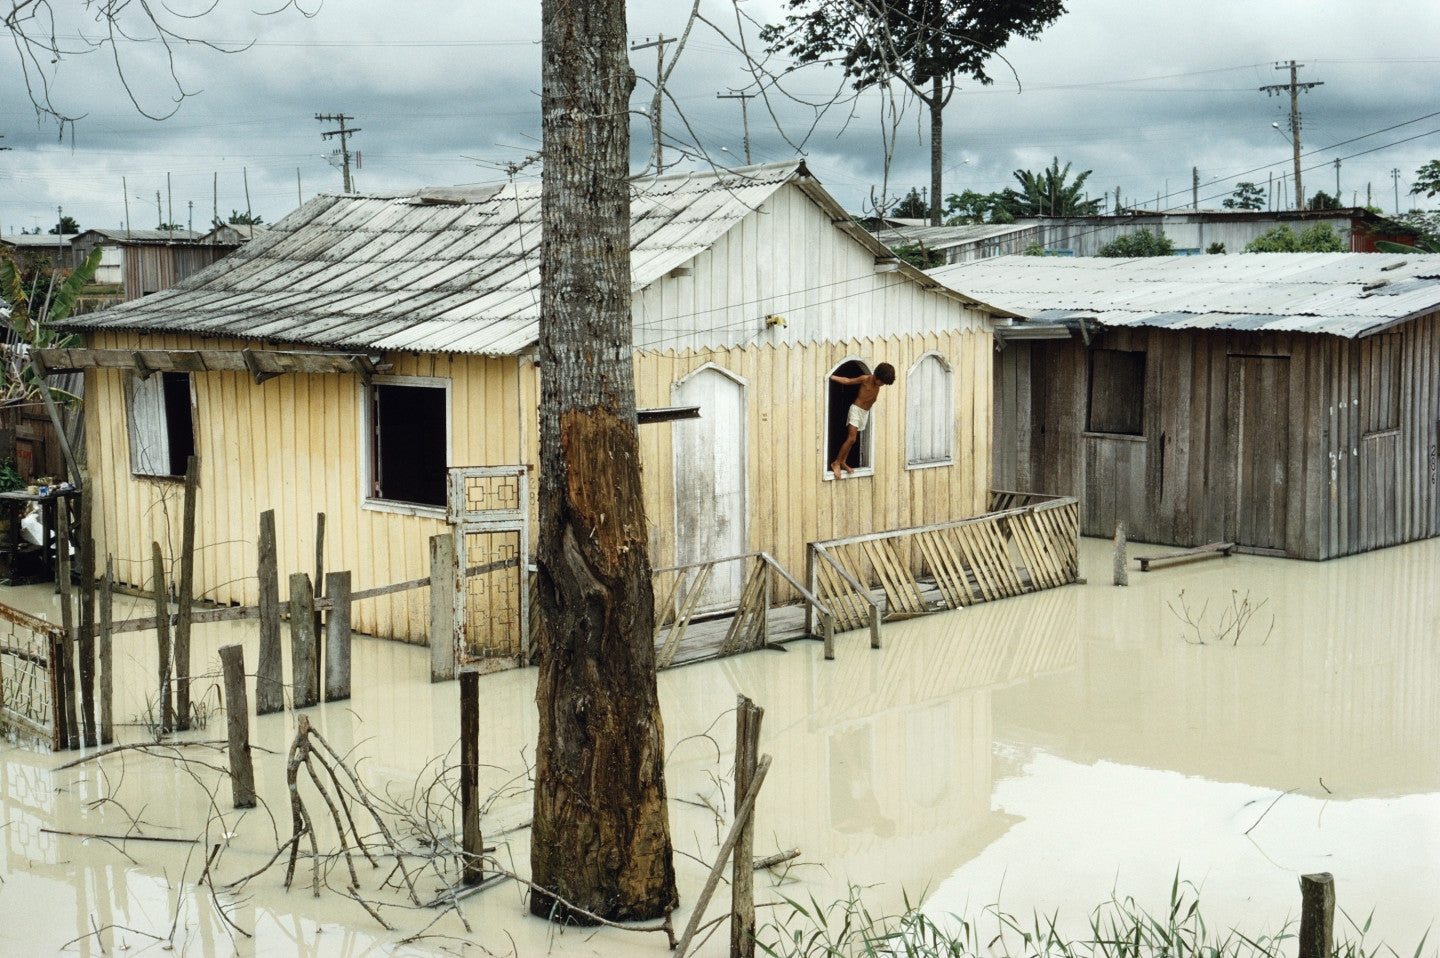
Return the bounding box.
[2,536,1438,956]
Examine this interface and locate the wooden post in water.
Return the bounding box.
[732,695,764,958]
[460,670,483,884]
[77,480,97,746]
[99,557,114,744]
[55,501,80,748]
[219,644,256,808]
[174,456,199,731]
[289,573,318,709]
[1298,872,1335,958]
[256,511,284,715]
[1113,521,1128,586]
[312,512,326,685]
[152,541,174,733]
[429,533,457,682]
[324,571,352,701]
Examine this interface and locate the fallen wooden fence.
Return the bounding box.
[0,602,67,749]
[807,491,1080,646]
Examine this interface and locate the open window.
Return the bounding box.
[1087,349,1146,435]
[906,352,953,468]
[825,358,874,478]
[365,377,450,511]
[127,372,195,478]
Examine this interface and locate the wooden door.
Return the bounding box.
[1230,356,1290,551]
[673,366,747,610]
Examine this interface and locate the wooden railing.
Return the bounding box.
[0,602,66,749]
[806,491,1080,646]
[651,552,834,670]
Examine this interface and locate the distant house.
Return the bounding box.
[69,228,205,288]
[929,253,1440,559]
[1,233,76,270]
[55,162,1015,642]
[879,208,1417,264]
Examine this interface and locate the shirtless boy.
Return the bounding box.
[830,362,896,479]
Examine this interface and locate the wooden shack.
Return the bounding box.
[929,254,1440,559]
[56,162,1018,642]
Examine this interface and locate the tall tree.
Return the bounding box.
[763,0,1066,225]
[998,156,1101,217]
[530,0,678,923]
[1222,181,1266,210]
[48,215,80,235]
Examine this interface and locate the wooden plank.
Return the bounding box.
[1137,541,1236,572]
[255,510,284,715]
[288,572,317,709]
[174,456,198,731]
[99,557,114,744]
[77,481,98,747]
[324,571,352,702]
[152,541,173,733]
[219,644,256,809]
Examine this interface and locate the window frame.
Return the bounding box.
[905,351,954,470]
[1085,348,1147,437]
[823,357,876,481]
[125,371,196,480]
[360,374,452,517]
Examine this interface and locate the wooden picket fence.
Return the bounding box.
[806,491,1080,647]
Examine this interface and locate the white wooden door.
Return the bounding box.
[673,366,747,611]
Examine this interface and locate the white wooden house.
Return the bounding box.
[57,162,1016,643]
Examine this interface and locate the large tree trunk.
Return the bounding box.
[530,0,678,924]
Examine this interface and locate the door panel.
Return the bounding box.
[673,367,747,610]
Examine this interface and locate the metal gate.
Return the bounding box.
[447,466,529,670]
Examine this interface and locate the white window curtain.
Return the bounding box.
[126,374,171,477]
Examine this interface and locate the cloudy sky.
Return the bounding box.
[2,0,1439,236]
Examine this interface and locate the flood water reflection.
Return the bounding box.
[1,536,1437,955]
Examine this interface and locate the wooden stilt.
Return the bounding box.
[219,644,256,808]
[152,542,173,734]
[174,456,199,731]
[1299,873,1335,958]
[256,511,284,715]
[1113,521,1128,587]
[429,534,457,682]
[323,571,351,702]
[56,503,79,749]
[460,670,482,885]
[99,557,114,744]
[731,696,764,958]
[288,573,317,709]
[77,480,97,746]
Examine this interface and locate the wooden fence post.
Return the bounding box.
[256,510,284,715]
[77,479,97,747]
[313,512,326,684]
[56,499,79,749]
[219,644,256,809]
[152,541,173,733]
[324,571,352,702]
[429,534,457,682]
[289,573,318,709]
[174,456,199,731]
[732,696,764,958]
[99,557,114,744]
[460,670,483,884]
[1113,521,1128,587]
[1298,873,1335,958]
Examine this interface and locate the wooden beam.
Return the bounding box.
[35,347,384,379]
[637,405,700,424]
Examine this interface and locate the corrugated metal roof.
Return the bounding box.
[71,162,1010,354]
[929,253,1440,339]
[873,222,1032,250]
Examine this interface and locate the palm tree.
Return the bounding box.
[999,157,1103,218]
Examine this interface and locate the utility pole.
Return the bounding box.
[1193,167,1199,210]
[1335,158,1341,204]
[1392,168,1403,214]
[0,134,10,237]
[717,90,755,164]
[315,113,361,193]
[631,36,676,172]
[1259,61,1322,210]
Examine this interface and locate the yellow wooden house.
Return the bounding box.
[57,162,1015,644]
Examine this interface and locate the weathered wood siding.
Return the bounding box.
[122,245,235,300]
[84,330,533,642]
[635,330,992,587]
[995,312,1440,559]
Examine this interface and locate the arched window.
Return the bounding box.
[825,358,874,478]
[906,352,953,468]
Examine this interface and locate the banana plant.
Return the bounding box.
[1,245,102,405]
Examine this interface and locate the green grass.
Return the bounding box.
[754,876,1431,958]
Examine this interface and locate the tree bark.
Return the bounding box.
[531,0,678,924]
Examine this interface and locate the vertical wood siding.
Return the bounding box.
[998,312,1440,559]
